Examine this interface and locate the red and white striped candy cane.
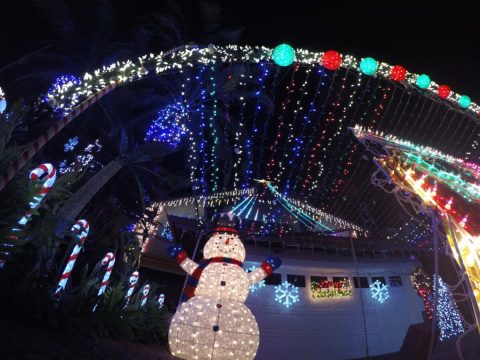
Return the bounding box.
[55,219,89,295]
[18,163,57,226]
[141,284,150,307]
[0,82,119,192]
[124,271,139,307]
[158,293,165,309]
[92,252,116,311]
[1,164,57,268]
[96,252,115,297]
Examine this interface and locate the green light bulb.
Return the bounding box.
[458,95,471,109]
[359,57,378,75]
[416,74,431,89]
[272,44,295,67]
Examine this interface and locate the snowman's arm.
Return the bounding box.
[247,256,282,285]
[178,255,199,275]
[167,245,199,275]
[247,266,270,285]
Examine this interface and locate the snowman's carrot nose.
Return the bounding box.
[225,238,230,245]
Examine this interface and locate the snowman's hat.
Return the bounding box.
[211,212,241,234]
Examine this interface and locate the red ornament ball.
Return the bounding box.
[390,65,406,81]
[321,50,342,70]
[438,85,451,99]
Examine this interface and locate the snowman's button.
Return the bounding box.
[213,325,220,332]
[216,304,222,308]
[220,281,226,286]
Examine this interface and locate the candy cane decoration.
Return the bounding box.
[1,164,57,268]
[55,219,89,295]
[96,252,116,296]
[158,293,165,309]
[141,284,150,307]
[18,164,57,226]
[92,252,116,311]
[124,271,139,308]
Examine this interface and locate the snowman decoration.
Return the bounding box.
[167,213,281,360]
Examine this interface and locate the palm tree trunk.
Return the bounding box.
[55,158,125,235]
[47,158,125,271]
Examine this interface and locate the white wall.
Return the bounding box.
[244,257,425,360]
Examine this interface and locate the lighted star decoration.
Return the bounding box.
[370,280,390,304]
[274,281,300,308]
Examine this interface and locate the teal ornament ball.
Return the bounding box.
[416,74,431,89]
[272,44,295,67]
[359,57,378,75]
[458,95,471,109]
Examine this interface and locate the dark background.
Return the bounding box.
[1,0,479,100]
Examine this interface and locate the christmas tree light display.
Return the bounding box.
[433,275,464,341]
[167,213,281,359]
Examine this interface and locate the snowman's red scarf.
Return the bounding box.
[180,257,243,303]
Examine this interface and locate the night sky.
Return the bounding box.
[1,1,480,101]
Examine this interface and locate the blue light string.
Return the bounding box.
[235,195,256,217]
[209,65,219,192]
[244,63,270,189]
[197,67,208,196]
[267,182,331,231]
[231,195,252,213]
[244,195,257,219]
[282,68,325,194]
[291,70,337,195]
[273,67,313,191]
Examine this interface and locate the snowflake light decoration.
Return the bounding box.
[370,280,390,303]
[59,139,103,174]
[64,136,79,152]
[246,266,266,292]
[0,86,6,114]
[274,281,300,308]
[144,102,192,148]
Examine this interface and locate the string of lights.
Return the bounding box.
[44,45,480,128]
